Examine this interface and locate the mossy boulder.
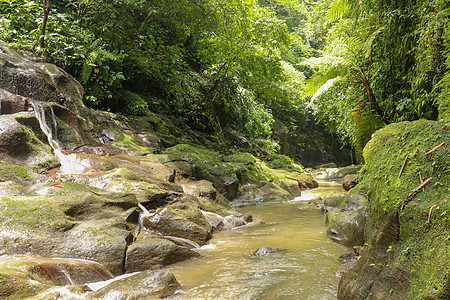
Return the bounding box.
[165,144,240,199]
[338,120,450,300]
[264,153,304,173]
[328,165,361,181]
[323,194,366,213]
[342,174,358,191]
[0,113,59,175]
[0,193,139,275]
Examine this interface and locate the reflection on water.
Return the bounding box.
[168,181,348,299]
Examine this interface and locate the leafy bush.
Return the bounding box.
[121,91,148,116]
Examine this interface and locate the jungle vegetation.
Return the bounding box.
[0,0,448,164]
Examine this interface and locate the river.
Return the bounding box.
[167,180,348,299]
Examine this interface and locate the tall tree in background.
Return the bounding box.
[39,0,51,49]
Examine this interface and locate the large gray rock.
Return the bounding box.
[125,237,200,273]
[0,41,85,114]
[142,201,213,245]
[87,269,180,299]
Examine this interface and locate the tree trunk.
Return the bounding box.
[39,0,51,49]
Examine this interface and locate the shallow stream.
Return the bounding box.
[168,181,348,299]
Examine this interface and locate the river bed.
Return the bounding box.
[168,181,348,299]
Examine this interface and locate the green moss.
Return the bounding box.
[264,153,304,173]
[0,162,34,183]
[1,197,66,231]
[165,144,238,181]
[113,130,155,156]
[223,152,256,164]
[354,120,450,298]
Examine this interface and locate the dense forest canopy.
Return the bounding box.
[1,0,448,163]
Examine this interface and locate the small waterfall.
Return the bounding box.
[60,267,75,285]
[30,101,93,174]
[31,101,61,150]
[138,203,151,229]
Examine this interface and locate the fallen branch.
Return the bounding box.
[427,202,441,222]
[407,176,433,198]
[401,140,408,147]
[419,173,425,192]
[400,201,405,211]
[399,154,409,178]
[425,142,445,156]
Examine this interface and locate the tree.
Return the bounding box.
[39,0,51,49]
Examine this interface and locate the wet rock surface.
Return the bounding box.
[87,269,180,299]
[342,173,358,191]
[125,237,200,273]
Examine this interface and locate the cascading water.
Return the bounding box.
[31,101,61,150]
[31,100,92,173]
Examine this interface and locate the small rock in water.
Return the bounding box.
[252,247,286,257]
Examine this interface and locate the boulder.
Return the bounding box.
[142,201,213,245]
[252,247,286,257]
[125,237,199,273]
[328,165,361,181]
[274,178,302,197]
[342,174,358,191]
[323,194,366,213]
[87,269,180,299]
[327,207,367,247]
[0,113,59,174]
[0,41,85,115]
[0,193,139,275]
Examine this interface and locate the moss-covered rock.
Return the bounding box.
[165,144,240,199]
[0,193,139,275]
[0,114,59,175]
[327,165,361,181]
[264,153,304,173]
[338,120,450,300]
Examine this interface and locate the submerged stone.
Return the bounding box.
[252,247,286,257]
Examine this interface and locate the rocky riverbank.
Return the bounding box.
[0,41,317,298]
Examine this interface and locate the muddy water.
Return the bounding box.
[168,181,348,299]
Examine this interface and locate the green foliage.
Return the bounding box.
[265,153,303,173]
[121,91,148,116]
[301,0,450,160]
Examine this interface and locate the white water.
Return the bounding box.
[31,101,93,174]
[86,272,140,291]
